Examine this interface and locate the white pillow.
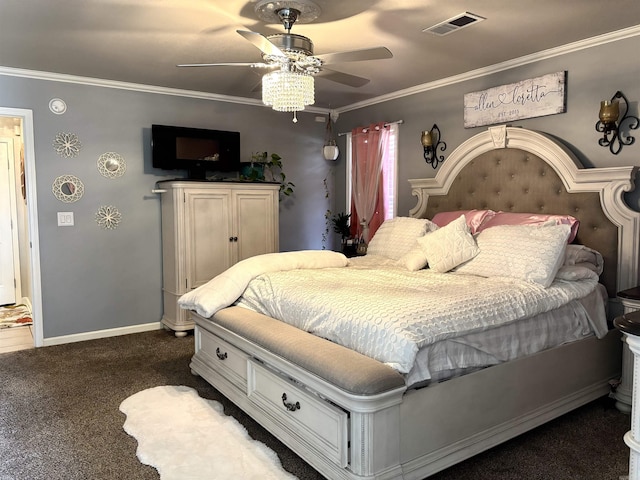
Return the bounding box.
[367,217,438,261]
[396,246,429,271]
[417,215,479,273]
[454,223,571,287]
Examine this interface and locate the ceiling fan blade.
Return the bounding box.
[177,62,270,68]
[315,68,370,88]
[237,30,286,57]
[251,79,263,93]
[316,46,393,65]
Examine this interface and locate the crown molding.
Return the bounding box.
[0,66,330,115]
[0,66,262,104]
[336,24,640,115]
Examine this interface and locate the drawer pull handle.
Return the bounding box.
[281,393,300,412]
[215,348,227,360]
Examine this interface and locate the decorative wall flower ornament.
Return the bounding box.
[97,152,126,178]
[53,132,82,158]
[52,174,84,203]
[95,205,122,230]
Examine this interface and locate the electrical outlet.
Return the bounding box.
[57,212,74,226]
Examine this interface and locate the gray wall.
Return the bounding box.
[1,32,638,339]
[334,34,640,217]
[0,76,334,338]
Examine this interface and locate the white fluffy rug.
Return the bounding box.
[120,385,298,480]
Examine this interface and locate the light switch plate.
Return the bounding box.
[57,212,74,226]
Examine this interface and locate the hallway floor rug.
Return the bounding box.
[0,303,32,328]
[120,385,298,480]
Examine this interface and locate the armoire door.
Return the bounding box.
[233,189,278,263]
[185,190,233,290]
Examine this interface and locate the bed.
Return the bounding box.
[181,126,640,479]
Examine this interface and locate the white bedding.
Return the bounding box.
[407,284,607,386]
[178,250,348,318]
[233,255,603,374]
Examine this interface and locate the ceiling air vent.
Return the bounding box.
[423,12,485,36]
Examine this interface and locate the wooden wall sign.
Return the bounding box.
[464,71,566,128]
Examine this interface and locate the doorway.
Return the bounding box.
[0,108,43,347]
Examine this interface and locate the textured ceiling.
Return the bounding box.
[2,0,640,109]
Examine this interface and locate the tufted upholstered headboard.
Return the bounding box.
[409,126,640,299]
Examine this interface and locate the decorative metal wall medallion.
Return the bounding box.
[52,174,84,203]
[97,152,126,178]
[53,132,82,158]
[95,205,121,230]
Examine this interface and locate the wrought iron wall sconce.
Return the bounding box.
[421,124,447,168]
[595,91,639,155]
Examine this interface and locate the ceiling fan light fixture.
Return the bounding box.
[177,0,388,112]
[254,0,321,25]
[262,70,315,112]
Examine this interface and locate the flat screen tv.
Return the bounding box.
[151,124,240,179]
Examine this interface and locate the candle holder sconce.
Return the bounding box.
[421,124,447,168]
[596,91,639,155]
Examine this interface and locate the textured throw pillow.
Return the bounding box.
[454,223,571,287]
[431,209,496,234]
[478,212,579,243]
[396,246,430,271]
[417,215,479,273]
[367,217,438,261]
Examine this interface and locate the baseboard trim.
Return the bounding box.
[42,322,164,347]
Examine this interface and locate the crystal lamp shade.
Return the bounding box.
[262,70,314,112]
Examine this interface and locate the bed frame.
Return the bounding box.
[189,126,639,479]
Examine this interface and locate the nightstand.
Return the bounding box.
[614,287,640,413]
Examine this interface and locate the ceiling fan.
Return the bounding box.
[177,0,393,90]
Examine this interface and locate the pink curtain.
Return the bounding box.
[349,176,385,241]
[351,122,390,242]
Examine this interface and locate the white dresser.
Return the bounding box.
[159,181,279,336]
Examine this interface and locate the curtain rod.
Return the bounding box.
[337,119,404,136]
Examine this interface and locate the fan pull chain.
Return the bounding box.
[292,111,298,123]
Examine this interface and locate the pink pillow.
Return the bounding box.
[431,209,496,234]
[478,212,579,243]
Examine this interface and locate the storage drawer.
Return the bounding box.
[196,326,249,390]
[247,359,349,467]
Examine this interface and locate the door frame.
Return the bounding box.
[0,108,43,347]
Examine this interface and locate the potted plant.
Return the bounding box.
[331,212,351,241]
[240,152,295,197]
[331,212,358,256]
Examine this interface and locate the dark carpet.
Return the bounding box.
[0,330,631,479]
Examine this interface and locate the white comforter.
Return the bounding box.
[180,251,601,374]
[178,250,349,317]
